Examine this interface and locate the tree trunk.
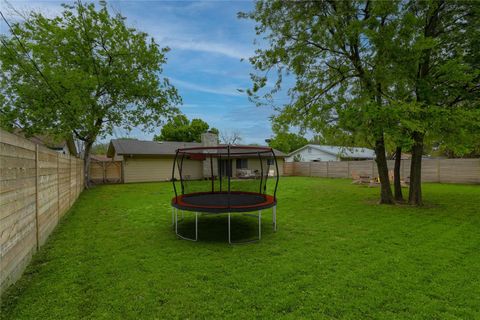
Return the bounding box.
[408,132,424,205]
[374,134,395,204]
[394,146,403,202]
[83,140,94,188]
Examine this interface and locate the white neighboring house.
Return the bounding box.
[285,144,375,162]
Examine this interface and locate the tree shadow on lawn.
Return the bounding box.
[175,213,273,243]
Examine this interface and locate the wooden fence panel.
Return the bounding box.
[58,154,70,217]
[283,162,294,176]
[285,159,480,184]
[89,161,122,184]
[78,159,82,198]
[328,162,349,178]
[439,159,480,184]
[294,162,310,176]
[80,159,84,190]
[349,160,375,177]
[89,162,104,182]
[0,131,37,295]
[70,158,76,204]
[310,162,328,177]
[0,129,84,294]
[421,159,439,182]
[37,146,59,246]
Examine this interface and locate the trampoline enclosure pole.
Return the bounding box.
[210,154,214,192]
[263,155,269,194]
[227,145,230,210]
[219,155,222,192]
[272,149,280,200]
[172,150,179,201]
[258,152,263,194]
[179,152,185,194]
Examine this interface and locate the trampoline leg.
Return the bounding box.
[228,211,261,244]
[195,212,198,241]
[228,212,232,244]
[273,206,277,232]
[175,210,198,242]
[175,209,178,234]
[259,210,262,240]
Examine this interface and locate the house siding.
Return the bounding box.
[123,157,284,183]
[124,157,203,183]
[244,158,284,176]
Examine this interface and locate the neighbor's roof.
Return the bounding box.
[288,144,375,159]
[107,139,200,157]
[13,129,77,155]
[90,154,123,162]
[107,139,286,157]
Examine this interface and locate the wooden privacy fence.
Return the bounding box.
[89,160,122,184]
[284,159,480,184]
[0,129,84,294]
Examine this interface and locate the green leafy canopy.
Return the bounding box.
[268,132,308,154]
[154,115,219,143]
[0,1,181,146]
[240,0,479,155]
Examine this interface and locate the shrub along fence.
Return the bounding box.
[284,159,480,184]
[0,129,84,294]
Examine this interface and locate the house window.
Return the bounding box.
[308,147,312,153]
[267,159,274,165]
[236,159,248,169]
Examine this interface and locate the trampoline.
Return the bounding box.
[171,145,279,243]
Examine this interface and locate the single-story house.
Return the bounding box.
[285,144,375,162]
[13,129,77,155]
[107,132,286,183]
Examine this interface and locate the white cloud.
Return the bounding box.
[4,0,255,60]
[170,78,243,97]
[2,0,67,19]
[164,38,252,60]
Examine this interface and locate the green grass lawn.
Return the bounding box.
[1,177,480,319]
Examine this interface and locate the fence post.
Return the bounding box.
[35,144,39,251]
[326,161,329,178]
[103,161,106,183]
[309,162,312,177]
[437,159,441,183]
[347,161,350,178]
[371,161,375,177]
[57,153,60,221]
[77,159,80,197]
[69,156,72,207]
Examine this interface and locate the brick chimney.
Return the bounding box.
[201,131,218,179]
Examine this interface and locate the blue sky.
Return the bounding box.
[2,0,286,144]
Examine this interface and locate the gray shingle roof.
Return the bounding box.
[312,145,375,159]
[108,140,200,156]
[108,139,286,157]
[288,144,375,159]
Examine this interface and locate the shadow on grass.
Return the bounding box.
[175,213,273,243]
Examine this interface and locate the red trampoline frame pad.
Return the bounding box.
[171,191,277,213]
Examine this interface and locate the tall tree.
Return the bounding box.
[242,0,479,205]
[0,2,180,186]
[241,0,402,203]
[268,132,308,154]
[154,115,219,142]
[391,0,480,205]
[219,130,242,145]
